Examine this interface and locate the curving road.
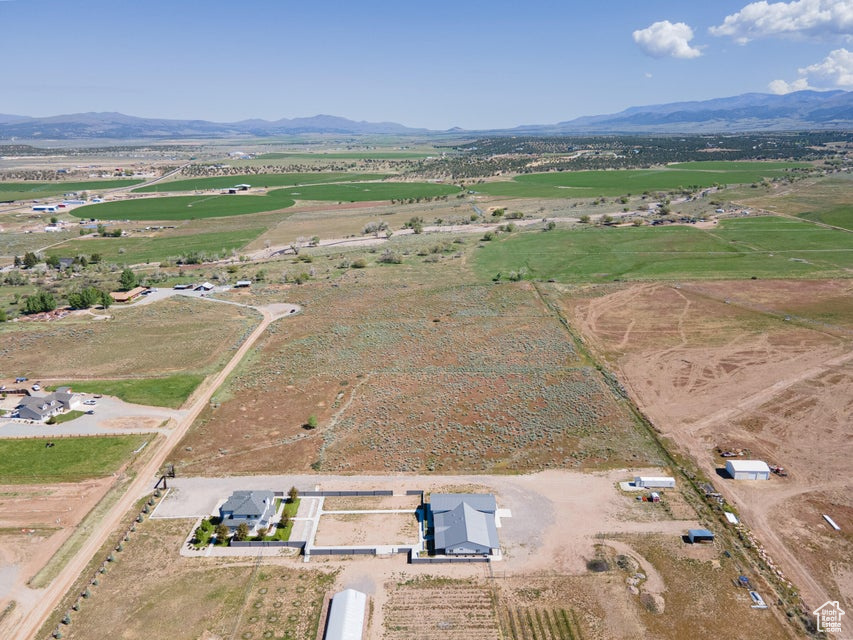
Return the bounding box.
[8,303,297,640]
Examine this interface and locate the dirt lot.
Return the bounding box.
[174,270,662,476]
[0,479,112,620]
[314,513,419,547]
[0,297,257,378]
[560,279,853,616]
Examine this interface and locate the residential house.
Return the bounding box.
[218,490,275,533]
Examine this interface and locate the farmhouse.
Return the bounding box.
[109,286,147,303]
[16,389,81,421]
[725,460,771,480]
[219,490,275,533]
[430,493,499,556]
[634,476,675,489]
[324,589,367,640]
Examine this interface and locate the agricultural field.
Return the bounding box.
[475,216,853,282]
[173,267,662,476]
[0,296,258,378]
[560,279,853,615]
[0,179,144,202]
[133,172,390,192]
[256,151,433,160]
[45,227,264,264]
[39,518,336,640]
[730,173,853,230]
[70,191,296,220]
[473,161,809,198]
[278,181,460,203]
[382,577,500,640]
[48,373,205,408]
[0,435,147,484]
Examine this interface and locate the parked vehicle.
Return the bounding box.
[15,377,28,383]
[31,384,41,391]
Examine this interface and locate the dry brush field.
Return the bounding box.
[174,267,663,475]
[0,297,258,379]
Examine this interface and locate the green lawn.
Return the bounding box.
[132,172,390,193]
[49,374,205,408]
[473,161,809,199]
[0,179,144,202]
[46,228,263,264]
[0,435,147,483]
[278,181,460,202]
[48,410,85,425]
[475,216,853,282]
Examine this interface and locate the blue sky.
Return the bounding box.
[1,0,851,129]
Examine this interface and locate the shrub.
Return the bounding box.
[351,258,367,269]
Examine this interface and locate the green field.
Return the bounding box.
[797,205,853,229]
[475,216,853,282]
[0,179,144,202]
[256,151,433,160]
[473,161,809,199]
[46,228,262,264]
[0,435,147,483]
[279,181,460,202]
[70,191,295,221]
[132,172,389,193]
[49,374,204,408]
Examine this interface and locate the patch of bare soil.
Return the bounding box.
[563,279,853,613]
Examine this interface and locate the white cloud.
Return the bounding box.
[633,21,702,59]
[769,47,853,92]
[711,0,853,43]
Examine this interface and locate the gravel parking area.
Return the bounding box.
[0,394,183,438]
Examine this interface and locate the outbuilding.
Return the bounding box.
[634,476,675,489]
[725,460,771,480]
[687,528,715,544]
[234,280,252,288]
[324,588,366,640]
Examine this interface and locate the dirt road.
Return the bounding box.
[8,304,293,640]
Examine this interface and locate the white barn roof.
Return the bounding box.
[726,460,770,473]
[325,589,366,640]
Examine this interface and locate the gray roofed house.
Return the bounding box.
[219,490,275,532]
[430,493,499,556]
[16,391,81,421]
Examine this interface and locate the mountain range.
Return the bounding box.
[1,90,850,140]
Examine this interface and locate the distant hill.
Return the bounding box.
[512,90,853,134]
[1,90,850,140]
[0,112,430,140]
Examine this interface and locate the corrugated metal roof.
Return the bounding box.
[430,493,496,514]
[431,494,498,553]
[325,589,366,640]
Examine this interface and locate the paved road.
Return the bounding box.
[9,304,294,640]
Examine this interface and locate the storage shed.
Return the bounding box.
[725,460,771,480]
[687,528,715,544]
[634,476,676,489]
[324,588,366,640]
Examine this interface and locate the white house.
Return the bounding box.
[725,460,771,480]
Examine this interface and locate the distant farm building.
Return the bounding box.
[725,460,771,481]
[219,490,275,533]
[687,528,715,544]
[173,283,194,290]
[194,282,215,292]
[109,286,147,303]
[634,476,675,489]
[430,493,499,556]
[234,280,252,288]
[33,205,58,213]
[324,588,367,640]
[234,184,251,190]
